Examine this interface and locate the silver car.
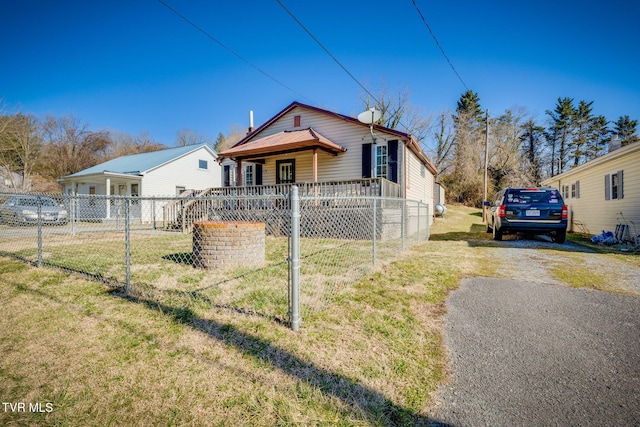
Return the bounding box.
[0,196,68,226]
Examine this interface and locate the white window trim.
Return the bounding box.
[605,170,624,200]
[244,164,254,186]
[198,159,209,170]
[375,143,388,179]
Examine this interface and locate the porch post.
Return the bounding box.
[105,177,111,219]
[312,148,318,182]
[236,159,243,186]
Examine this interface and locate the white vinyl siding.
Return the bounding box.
[143,147,220,196]
[542,143,640,234]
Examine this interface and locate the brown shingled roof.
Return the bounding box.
[219,127,347,160]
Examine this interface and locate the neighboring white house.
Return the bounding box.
[541,141,640,237]
[58,144,220,222]
[218,101,439,221]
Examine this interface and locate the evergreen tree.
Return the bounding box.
[571,100,593,167]
[613,115,639,146]
[545,97,576,174]
[586,115,609,160]
[520,119,546,184]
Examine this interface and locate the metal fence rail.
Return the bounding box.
[0,190,429,330]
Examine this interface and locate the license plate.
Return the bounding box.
[525,209,540,217]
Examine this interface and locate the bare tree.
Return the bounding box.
[175,128,213,147]
[424,111,455,175]
[40,115,112,179]
[0,113,43,191]
[359,83,432,144]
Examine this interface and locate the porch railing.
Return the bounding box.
[162,178,401,232]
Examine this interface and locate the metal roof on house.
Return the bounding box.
[62,144,215,179]
[219,128,347,159]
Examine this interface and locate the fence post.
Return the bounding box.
[124,197,131,294]
[37,195,43,267]
[372,198,377,264]
[70,195,77,237]
[401,199,406,250]
[289,186,301,332]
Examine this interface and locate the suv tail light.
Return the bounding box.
[498,205,506,218]
[561,205,568,219]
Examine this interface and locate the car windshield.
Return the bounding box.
[506,189,560,204]
[16,198,59,207]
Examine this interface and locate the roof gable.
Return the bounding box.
[233,101,438,175]
[62,144,216,179]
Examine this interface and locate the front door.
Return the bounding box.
[276,159,295,184]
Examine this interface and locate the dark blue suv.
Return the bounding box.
[487,187,568,243]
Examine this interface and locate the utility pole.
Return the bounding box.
[482,110,489,223]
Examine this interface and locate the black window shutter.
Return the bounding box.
[362,143,372,178]
[604,174,610,200]
[255,164,263,186]
[223,165,231,187]
[388,140,399,183]
[575,180,580,199]
[618,170,624,199]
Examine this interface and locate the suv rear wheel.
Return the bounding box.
[493,224,503,241]
[554,230,566,244]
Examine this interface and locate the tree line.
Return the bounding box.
[365,89,639,207]
[0,105,245,192]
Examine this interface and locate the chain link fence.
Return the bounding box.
[0,190,429,330]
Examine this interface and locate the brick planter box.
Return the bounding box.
[192,221,265,269]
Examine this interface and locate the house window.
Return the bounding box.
[376,144,388,178]
[131,183,139,197]
[198,159,208,170]
[563,181,580,199]
[176,186,186,196]
[605,171,624,200]
[420,163,426,177]
[89,186,96,206]
[244,165,254,186]
[294,115,301,127]
[570,181,580,199]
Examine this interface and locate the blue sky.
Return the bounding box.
[2,0,639,147]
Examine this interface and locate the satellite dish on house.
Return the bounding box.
[357,108,381,125]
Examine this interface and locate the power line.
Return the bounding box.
[156,0,315,105]
[274,0,380,107]
[410,0,469,91]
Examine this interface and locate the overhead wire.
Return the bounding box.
[274,0,380,107]
[410,0,469,91]
[156,0,316,105]
[274,0,420,135]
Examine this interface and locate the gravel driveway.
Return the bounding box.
[429,239,640,426]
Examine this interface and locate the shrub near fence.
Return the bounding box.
[0,190,429,330]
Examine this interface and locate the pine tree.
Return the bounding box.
[545,97,576,174]
[613,115,639,146]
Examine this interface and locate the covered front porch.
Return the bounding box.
[58,172,142,222]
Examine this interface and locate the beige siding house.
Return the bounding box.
[218,102,438,221]
[541,141,640,236]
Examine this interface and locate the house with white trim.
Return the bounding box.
[541,141,640,237]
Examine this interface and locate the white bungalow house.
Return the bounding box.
[217,101,438,222]
[58,144,220,222]
[541,140,640,238]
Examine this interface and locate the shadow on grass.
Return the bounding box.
[162,252,193,265]
[121,294,451,427]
